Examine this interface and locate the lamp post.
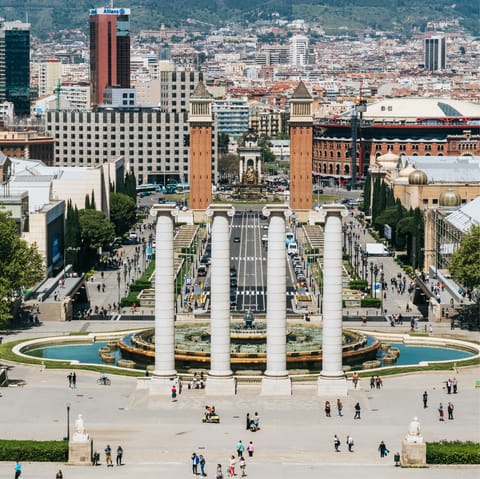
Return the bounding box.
[380,269,385,311]
[373,264,379,298]
[354,242,359,277]
[370,262,374,296]
[117,270,121,307]
[64,403,71,441]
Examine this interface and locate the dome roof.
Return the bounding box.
[377,148,400,168]
[408,169,429,185]
[439,189,462,207]
[399,164,416,178]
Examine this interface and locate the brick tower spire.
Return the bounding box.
[189,81,213,215]
[289,81,313,215]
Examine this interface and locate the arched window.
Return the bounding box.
[344,164,350,175]
[329,164,333,174]
[335,164,340,175]
[337,151,341,158]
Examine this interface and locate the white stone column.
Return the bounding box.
[261,204,292,395]
[149,204,178,396]
[206,204,236,395]
[239,157,244,183]
[317,204,348,396]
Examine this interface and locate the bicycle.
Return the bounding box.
[97,377,111,386]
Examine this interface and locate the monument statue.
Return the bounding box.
[72,414,89,442]
[245,165,256,184]
[405,416,423,443]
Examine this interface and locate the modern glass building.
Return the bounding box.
[0,21,30,116]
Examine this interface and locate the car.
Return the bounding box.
[197,266,207,277]
[233,236,240,243]
[230,267,237,277]
[230,278,238,288]
[263,224,268,230]
[262,234,268,242]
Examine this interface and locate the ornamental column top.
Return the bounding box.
[150,203,178,218]
[206,204,235,218]
[262,204,291,219]
[316,203,348,222]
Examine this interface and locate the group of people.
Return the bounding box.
[445,378,458,394]
[245,411,260,431]
[92,445,123,467]
[67,371,77,389]
[333,434,354,452]
[191,452,207,477]
[369,375,383,389]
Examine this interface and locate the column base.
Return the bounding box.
[401,439,426,467]
[205,374,237,396]
[317,374,348,396]
[261,374,292,396]
[149,375,178,396]
[68,438,93,465]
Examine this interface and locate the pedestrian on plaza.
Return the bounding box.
[346,435,354,452]
[171,385,177,402]
[67,372,73,388]
[55,469,63,479]
[376,376,382,389]
[423,391,428,408]
[116,446,123,466]
[446,378,452,394]
[236,440,244,458]
[245,412,250,430]
[97,284,101,292]
[370,376,375,389]
[337,398,343,417]
[247,441,254,457]
[228,455,236,477]
[378,441,389,458]
[453,378,458,394]
[239,456,247,477]
[105,445,113,467]
[354,402,361,419]
[325,400,331,417]
[438,403,445,421]
[429,324,433,334]
[72,372,77,389]
[334,434,341,452]
[447,402,454,420]
[92,451,100,466]
[352,371,359,388]
[14,461,22,479]
[216,464,224,479]
[192,452,199,475]
[199,454,207,476]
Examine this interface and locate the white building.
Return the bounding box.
[38,60,61,97]
[289,35,309,67]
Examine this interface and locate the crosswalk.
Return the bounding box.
[231,256,266,261]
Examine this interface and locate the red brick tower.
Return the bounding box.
[289,81,313,215]
[189,82,213,216]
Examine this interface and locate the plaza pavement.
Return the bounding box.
[0,319,479,479]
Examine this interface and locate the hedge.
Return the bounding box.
[349,280,368,290]
[427,441,480,464]
[0,440,68,462]
[361,296,381,308]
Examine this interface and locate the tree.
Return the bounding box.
[449,226,480,291]
[78,209,115,268]
[110,192,137,236]
[0,211,44,326]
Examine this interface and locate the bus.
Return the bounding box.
[175,182,190,193]
[136,184,159,195]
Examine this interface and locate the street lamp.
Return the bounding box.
[117,270,121,307]
[373,264,379,298]
[64,403,71,441]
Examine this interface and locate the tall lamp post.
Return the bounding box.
[64,403,71,441]
[116,271,121,307]
[373,264,379,298]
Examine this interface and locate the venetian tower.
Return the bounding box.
[189,81,213,220]
[289,81,313,220]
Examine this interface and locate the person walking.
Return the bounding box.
[334,434,341,452]
[337,398,343,417]
[116,445,123,466]
[346,435,354,452]
[239,456,247,477]
[352,371,359,388]
[378,441,389,458]
[245,412,250,430]
[14,461,22,479]
[216,464,224,479]
[370,376,375,389]
[247,441,254,457]
[228,455,236,477]
[192,452,199,476]
[447,402,454,420]
[422,390,428,408]
[354,402,361,419]
[438,403,445,421]
[236,440,244,458]
[72,372,77,389]
[446,378,452,394]
[452,378,458,394]
[325,400,331,417]
[67,372,73,388]
[55,470,63,479]
[199,454,207,476]
[105,445,113,467]
[171,385,177,402]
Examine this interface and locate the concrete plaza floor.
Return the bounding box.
[0,321,479,479]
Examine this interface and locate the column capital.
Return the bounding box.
[150,203,178,218]
[316,203,348,222]
[262,204,291,219]
[206,204,235,218]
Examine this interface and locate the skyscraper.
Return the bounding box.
[289,35,309,67]
[424,36,446,71]
[89,7,131,107]
[0,21,31,116]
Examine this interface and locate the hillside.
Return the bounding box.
[1,0,478,38]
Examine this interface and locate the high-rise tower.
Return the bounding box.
[89,6,131,107]
[189,82,213,216]
[289,81,313,216]
[424,36,446,71]
[0,21,30,116]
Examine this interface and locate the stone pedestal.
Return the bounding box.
[206,205,236,396]
[68,438,92,465]
[317,204,348,396]
[401,440,427,467]
[150,204,178,396]
[261,205,291,396]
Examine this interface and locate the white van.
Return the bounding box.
[287,242,298,255]
[285,232,295,246]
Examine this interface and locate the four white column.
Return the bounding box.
[261,205,292,395]
[206,204,236,395]
[317,204,348,396]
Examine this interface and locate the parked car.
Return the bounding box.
[197,266,207,277]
